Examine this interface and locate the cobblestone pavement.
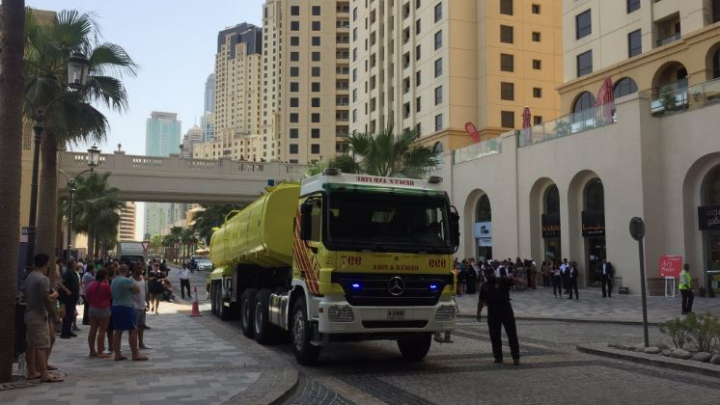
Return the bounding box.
[455,286,720,323]
[264,318,720,405]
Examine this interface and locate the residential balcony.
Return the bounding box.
[656,32,681,47]
[519,104,617,148]
[453,136,503,164]
[651,77,720,116]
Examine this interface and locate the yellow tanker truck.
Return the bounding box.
[208,170,459,364]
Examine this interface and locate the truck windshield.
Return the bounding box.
[326,190,453,253]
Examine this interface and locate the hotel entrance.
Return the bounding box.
[700,165,720,295]
[542,185,561,262]
[583,179,606,286]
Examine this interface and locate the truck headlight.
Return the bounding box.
[435,305,456,321]
[327,305,355,323]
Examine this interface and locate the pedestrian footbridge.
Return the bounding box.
[57,151,308,203]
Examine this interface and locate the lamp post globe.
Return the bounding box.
[68,52,90,90]
[87,144,101,167]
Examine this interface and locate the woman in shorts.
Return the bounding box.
[85,268,112,358]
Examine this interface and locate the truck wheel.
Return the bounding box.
[291,297,321,365]
[397,333,432,361]
[218,283,232,321]
[253,289,273,345]
[241,288,258,338]
[210,282,217,316]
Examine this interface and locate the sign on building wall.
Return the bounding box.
[698,205,720,230]
[542,213,561,238]
[474,222,492,247]
[659,255,683,278]
[582,210,605,237]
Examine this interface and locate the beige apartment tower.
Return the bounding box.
[213,23,264,160]
[262,0,351,164]
[559,0,720,114]
[118,202,136,241]
[349,0,563,152]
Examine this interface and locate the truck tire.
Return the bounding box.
[210,281,218,316]
[253,289,273,345]
[217,283,233,321]
[397,333,432,361]
[291,296,321,365]
[241,288,258,338]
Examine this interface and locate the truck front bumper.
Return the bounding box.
[315,297,457,334]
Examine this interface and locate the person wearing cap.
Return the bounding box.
[477,267,523,365]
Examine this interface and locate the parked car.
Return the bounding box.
[195,258,213,272]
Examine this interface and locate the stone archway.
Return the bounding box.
[529,178,560,263]
[568,170,605,287]
[463,189,491,260]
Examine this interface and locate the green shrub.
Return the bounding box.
[659,313,720,352]
[659,317,689,349]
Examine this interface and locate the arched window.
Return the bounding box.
[475,194,491,222]
[703,165,720,206]
[573,91,596,114]
[584,179,605,211]
[433,141,444,154]
[713,47,720,79]
[613,77,638,99]
[544,185,560,215]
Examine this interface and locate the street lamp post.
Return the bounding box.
[61,145,101,260]
[24,52,89,274]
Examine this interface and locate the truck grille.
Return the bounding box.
[332,273,452,307]
[362,321,428,329]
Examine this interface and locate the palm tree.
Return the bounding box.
[191,204,244,245]
[0,0,27,384]
[169,226,183,262]
[24,10,136,259]
[320,126,440,179]
[60,172,123,259]
[161,234,174,261]
[180,228,195,259]
[150,234,163,257]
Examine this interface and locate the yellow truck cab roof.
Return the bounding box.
[301,173,444,197]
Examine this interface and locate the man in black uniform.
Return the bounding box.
[477,267,521,365]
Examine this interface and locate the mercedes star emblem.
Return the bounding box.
[387,276,405,296]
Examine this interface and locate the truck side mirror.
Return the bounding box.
[449,206,460,251]
[300,200,314,241]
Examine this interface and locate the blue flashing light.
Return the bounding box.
[351,283,361,290]
[429,284,439,291]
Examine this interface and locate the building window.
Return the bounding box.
[312,36,321,46]
[435,114,443,131]
[416,70,422,86]
[290,82,299,92]
[435,30,443,49]
[416,19,421,34]
[289,144,299,154]
[501,111,515,128]
[434,58,442,77]
[312,66,321,77]
[312,52,321,61]
[312,113,320,123]
[532,4,541,14]
[532,59,542,70]
[290,129,299,138]
[311,144,320,154]
[311,128,320,139]
[573,91,596,113]
[628,29,642,57]
[576,10,591,39]
[532,31,541,42]
[500,25,514,43]
[501,53,514,72]
[290,113,299,123]
[534,116,543,125]
[416,96,422,112]
[291,37,300,46]
[435,86,443,105]
[614,77,639,99]
[501,82,515,100]
[576,50,593,77]
[312,98,321,107]
[290,98,299,107]
[627,0,640,13]
[291,21,300,31]
[435,3,442,22]
[312,82,321,92]
[416,44,421,60]
[291,5,300,16]
[312,5,321,15]
[533,87,542,98]
[290,67,299,77]
[291,52,300,61]
[312,21,321,31]
[416,0,421,9]
[500,0,513,16]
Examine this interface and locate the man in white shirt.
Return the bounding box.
[178,265,192,300]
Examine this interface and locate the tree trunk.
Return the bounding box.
[86,226,95,260]
[0,0,26,383]
[36,131,58,259]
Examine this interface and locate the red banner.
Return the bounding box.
[465,122,481,143]
[659,255,683,278]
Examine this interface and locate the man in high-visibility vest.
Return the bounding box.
[679,264,694,315]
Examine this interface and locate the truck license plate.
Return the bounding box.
[387,310,405,320]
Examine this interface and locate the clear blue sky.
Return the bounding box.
[27,0,265,155]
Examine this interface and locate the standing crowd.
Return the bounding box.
[20,255,186,382]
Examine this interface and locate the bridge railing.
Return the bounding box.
[60,151,308,178]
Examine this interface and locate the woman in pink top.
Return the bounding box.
[85,268,112,358]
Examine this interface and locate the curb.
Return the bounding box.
[577,344,720,378]
[457,313,658,326]
[188,312,299,405]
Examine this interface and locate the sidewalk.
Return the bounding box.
[0,267,297,405]
[455,286,720,324]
